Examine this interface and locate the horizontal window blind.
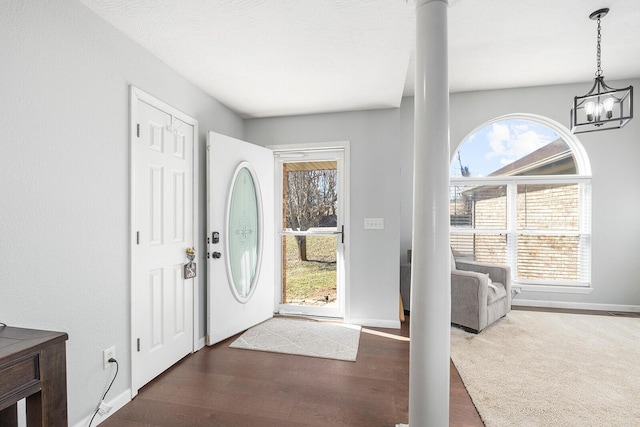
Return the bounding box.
[451,233,507,265]
[450,180,591,287]
[517,183,579,231]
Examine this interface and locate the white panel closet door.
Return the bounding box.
[134,97,194,390]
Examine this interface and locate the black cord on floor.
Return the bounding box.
[88,358,119,427]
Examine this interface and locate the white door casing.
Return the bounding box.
[131,87,198,395]
[206,131,275,345]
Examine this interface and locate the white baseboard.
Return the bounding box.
[73,388,131,427]
[348,318,401,329]
[513,299,640,313]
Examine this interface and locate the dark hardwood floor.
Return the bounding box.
[103,315,483,427]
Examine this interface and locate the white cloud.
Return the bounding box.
[485,122,554,166]
[512,123,530,132]
[485,123,510,159]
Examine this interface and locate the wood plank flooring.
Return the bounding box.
[103,315,483,427]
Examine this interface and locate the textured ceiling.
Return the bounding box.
[79,0,640,118]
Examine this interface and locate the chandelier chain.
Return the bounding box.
[595,17,603,77]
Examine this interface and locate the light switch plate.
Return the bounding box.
[364,218,384,229]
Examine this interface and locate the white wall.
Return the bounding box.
[400,80,640,309]
[0,1,243,424]
[245,109,402,327]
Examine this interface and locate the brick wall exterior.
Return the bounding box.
[451,184,581,282]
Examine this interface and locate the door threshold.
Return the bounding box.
[274,311,344,323]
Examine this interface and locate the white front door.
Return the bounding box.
[132,89,197,392]
[206,132,275,345]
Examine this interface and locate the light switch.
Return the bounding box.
[364,218,384,229]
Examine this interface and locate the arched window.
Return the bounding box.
[450,114,592,292]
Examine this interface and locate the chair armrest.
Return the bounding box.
[451,269,490,307]
[455,260,511,294]
[451,270,489,330]
[451,269,489,295]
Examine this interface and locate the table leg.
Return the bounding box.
[0,403,18,426]
[26,342,67,427]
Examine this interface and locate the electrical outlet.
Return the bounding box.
[103,346,116,369]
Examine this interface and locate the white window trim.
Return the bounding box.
[451,114,593,292]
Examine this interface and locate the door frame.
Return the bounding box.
[129,86,199,397]
[269,141,351,320]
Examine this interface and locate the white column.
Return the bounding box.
[408,0,451,426]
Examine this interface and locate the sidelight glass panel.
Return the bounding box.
[228,166,260,300]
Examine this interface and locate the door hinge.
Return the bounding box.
[341,225,345,244]
[136,123,140,138]
[136,231,140,245]
[137,338,140,352]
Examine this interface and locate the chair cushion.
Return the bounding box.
[487,282,507,304]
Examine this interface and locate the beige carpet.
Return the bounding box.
[450,310,640,427]
[230,317,361,361]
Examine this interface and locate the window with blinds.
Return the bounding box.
[450,180,591,287]
[450,117,592,289]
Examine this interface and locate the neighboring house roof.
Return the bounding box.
[488,138,576,177]
[452,139,577,205]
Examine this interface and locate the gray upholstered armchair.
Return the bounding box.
[451,249,511,333]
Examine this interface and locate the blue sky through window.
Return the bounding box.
[451,119,560,177]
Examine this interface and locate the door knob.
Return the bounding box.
[212,252,222,259]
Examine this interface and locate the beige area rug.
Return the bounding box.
[229,317,361,361]
[450,310,640,427]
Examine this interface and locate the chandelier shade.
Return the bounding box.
[570,8,634,134]
[571,78,633,134]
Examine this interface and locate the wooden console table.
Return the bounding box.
[0,326,68,426]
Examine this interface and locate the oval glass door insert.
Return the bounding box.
[227,164,262,302]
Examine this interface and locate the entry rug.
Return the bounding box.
[229,317,361,361]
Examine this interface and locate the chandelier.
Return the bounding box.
[570,8,633,134]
